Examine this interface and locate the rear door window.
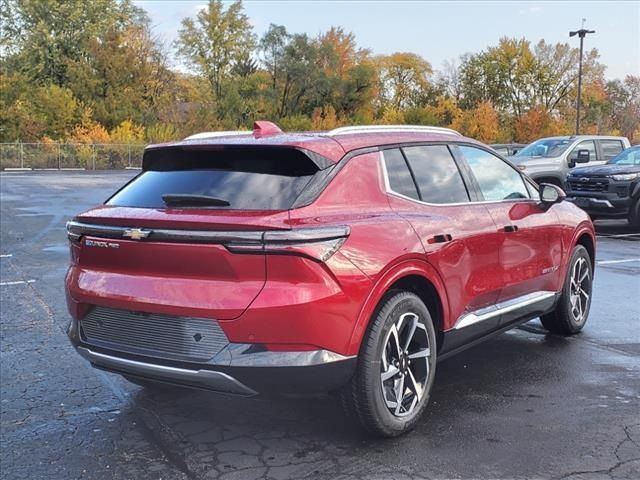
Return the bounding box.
[383,148,420,200]
[401,145,470,204]
[600,140,624,161]
[107,147,320,210]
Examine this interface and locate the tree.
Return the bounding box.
[1,0,140,87]
[376,52,433,110]
[606,76,640,142]
[0,74,79,141]
[514,106,567,142]
[457,37,606,119]
[451,101,499,143]
[176,0,256,100]
[1,0,174,140]
[317,27,369,80]
[259,24,289,90]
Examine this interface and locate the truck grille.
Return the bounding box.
[80,306,229,362]
[568,176,609,193]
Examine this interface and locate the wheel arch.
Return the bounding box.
[347,260,449,356]
[575,230,596,272]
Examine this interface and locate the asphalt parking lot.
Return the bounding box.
[1,171,639,480]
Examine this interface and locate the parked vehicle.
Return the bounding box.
[510,135,630,189]
[566,145,640,228]
[66,122,596,437]
[491,143,526,157]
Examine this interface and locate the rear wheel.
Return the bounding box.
[340,291,437,437]
[540,245,593,335]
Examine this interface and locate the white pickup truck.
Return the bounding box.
[509,135,631,189]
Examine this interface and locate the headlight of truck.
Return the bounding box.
[609,173,640,181]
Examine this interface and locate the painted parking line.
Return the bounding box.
[597,258,640,265]
[0,280,36,286]
[0,254,13,258]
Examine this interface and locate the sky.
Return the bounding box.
[133,0,640,80]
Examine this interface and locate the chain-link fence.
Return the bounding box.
[0,143,146,170]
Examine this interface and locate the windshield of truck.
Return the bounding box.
[516,139,571,158]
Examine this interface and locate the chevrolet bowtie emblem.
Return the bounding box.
[123,228,151,240]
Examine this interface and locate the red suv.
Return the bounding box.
[66,122,596,437]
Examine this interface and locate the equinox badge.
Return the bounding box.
[123,228,151,240]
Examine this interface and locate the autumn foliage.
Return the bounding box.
[1,0,638,145]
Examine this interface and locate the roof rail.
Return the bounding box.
[326,125,462,137]
[184,131,250,140]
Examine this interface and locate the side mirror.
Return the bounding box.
[539,183,566,206]
[575,149,590,163]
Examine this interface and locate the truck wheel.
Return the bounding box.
[340,291,437,437]
[540,245,593,335]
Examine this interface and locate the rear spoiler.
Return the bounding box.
[141,145,334,171]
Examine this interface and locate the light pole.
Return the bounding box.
[570,21,595,135]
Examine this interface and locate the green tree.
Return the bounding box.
[1,0,139,87]
[376,52,433,110]
[606,76,640,141]
[176,0,256,101]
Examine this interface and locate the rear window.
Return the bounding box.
[107,147,320,210]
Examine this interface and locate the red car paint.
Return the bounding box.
[66,125,595,364]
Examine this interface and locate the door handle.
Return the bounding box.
[503,225,519,233]
[428,234,453,244]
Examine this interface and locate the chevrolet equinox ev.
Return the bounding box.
[66,122,596,437]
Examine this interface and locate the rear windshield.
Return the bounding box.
[107,147,320,210]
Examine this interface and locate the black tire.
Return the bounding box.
[540,245,593,335]
[340,291,437,437]
[628,200,640,230]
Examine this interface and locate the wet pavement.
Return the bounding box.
[1,171,639,480]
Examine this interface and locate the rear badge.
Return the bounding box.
[85,239,120,249]
[123,228,151,240]
[542,265,559,274]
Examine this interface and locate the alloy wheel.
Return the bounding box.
[569,257,591,324]
[380,312,431,417]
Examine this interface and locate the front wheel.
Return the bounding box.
[540,245,593,335]
[340,291,437,437]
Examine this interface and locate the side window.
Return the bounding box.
[600,140,624,161]
[569,140,598,162]
[383,148,420,200]
[402,145,470,204]
[459,146,530,201]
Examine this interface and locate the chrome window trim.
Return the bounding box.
[454,291,557,330]
[380,150,537,207]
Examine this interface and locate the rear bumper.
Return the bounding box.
[68,318,356,395]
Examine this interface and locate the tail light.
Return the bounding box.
[67,220,349,263]
[228,226,350,262]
